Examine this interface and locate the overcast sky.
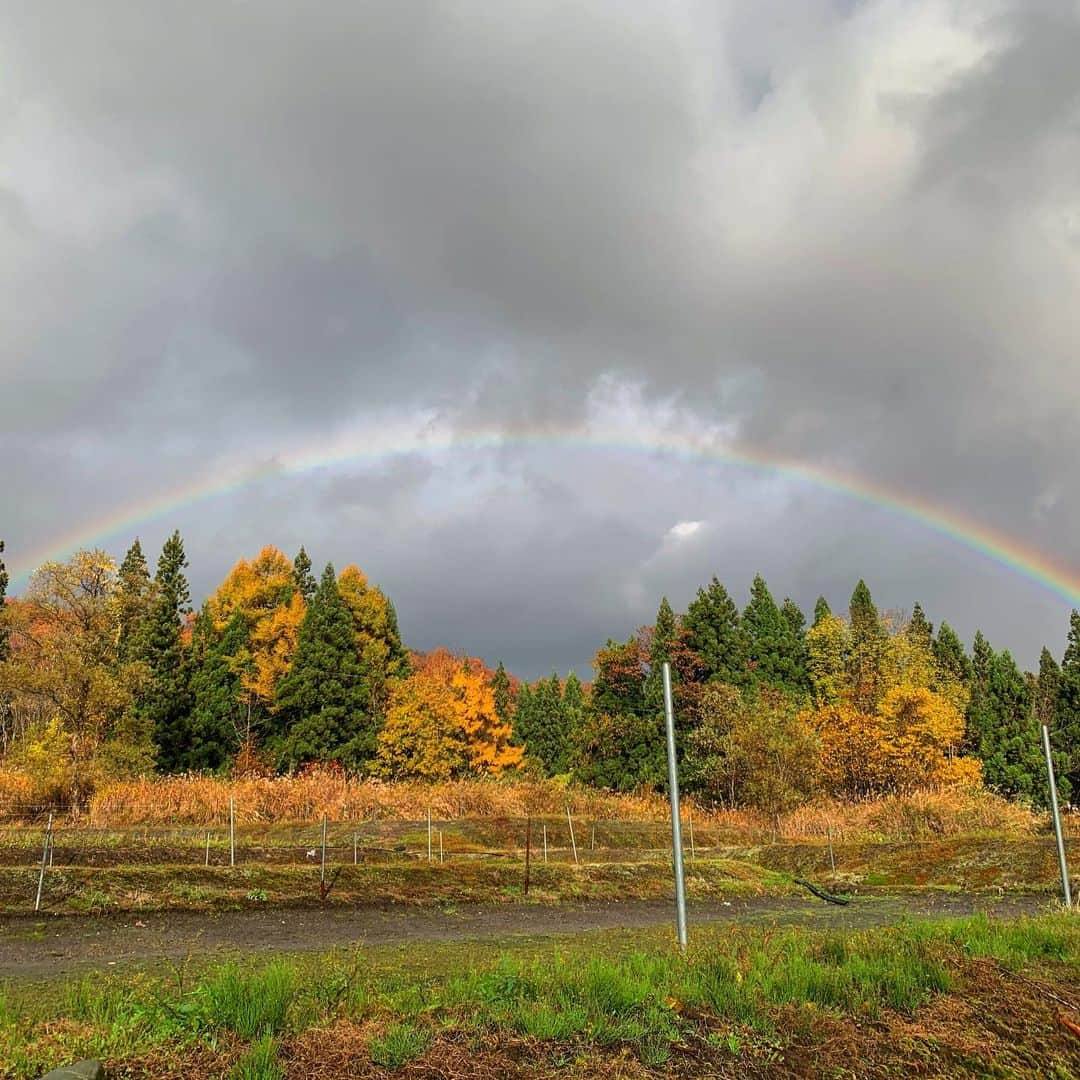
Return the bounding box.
[3,1,1079,677]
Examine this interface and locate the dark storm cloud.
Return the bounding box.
[2,1,1078,674]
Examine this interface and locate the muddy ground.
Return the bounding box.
[0,891,1051,982]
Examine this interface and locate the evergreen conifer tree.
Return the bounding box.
[514,681,535,747]
[965,630,994,755]
[383,599,411,677]
[780,597,810,696]
[848,579,886,710]
[491,661,514,730]
[562,671,585,750]
[743,576,804,693]
[934,622,972,686]
[908,602,933,649]
[272,563,376,769]
[133,531,193,771]
[532,675,572,774]
[979,649,1044,803]
[682,576,745,685]
[189,609,251,770]
[812,595,831,627]
[116,539,152,662]
[644,597,678,709]
[292,546,317,602]
[1055,610,1080,797]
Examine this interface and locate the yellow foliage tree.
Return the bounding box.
[375,669,468,781]
[207,547,303,708]
[451,663,523,776]
[374,651,522,780]
[806,614,848,706]
[876,684,966,789]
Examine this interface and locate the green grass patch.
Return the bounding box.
[369,1021,432,1067]
[0,914,1077,1077]
[199,961,296,1037]
[229,1034,284,1080]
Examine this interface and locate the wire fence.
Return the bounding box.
[0,813,735,869]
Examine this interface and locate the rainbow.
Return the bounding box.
[6,423,1080,606]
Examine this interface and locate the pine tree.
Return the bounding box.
[933,622,972,686]
[743,578,786,686]
[813,596,831,627]
[780,597,810,696]
[292,546,316,602]
[116,539,152,662]
[1034,645,1072,805]
[189,609,251,771]
[562,671,585,746]
[133,531,193,771]
[965,630,994,755]
[908,603,933,649]
[644,597,678,709]
[682,576,745,685]
[526,674,571,774]
[491,661,514,731]
[1055,610,1080,798]
[848,579,886,711]
[514,681,535,748]
[979,649,1044,803]
[384,599,411,677]
[272,563,377,769]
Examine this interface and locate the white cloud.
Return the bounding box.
[667,520,704,541]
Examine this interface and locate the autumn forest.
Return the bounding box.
[1,533,1078,816]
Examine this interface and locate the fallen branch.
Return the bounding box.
[793,878,850,906]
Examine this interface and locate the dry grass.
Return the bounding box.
[88,773,675,827]
[82,772,1049,844]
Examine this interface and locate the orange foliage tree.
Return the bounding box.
[375,649,522,780]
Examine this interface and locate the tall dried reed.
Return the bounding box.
[85,771,1048,841]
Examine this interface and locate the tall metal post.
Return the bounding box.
[1042,724,1071,908]
[321,813,328,886]
[229,797,236,867]
[662,662,688,949]
[35,813,53,913]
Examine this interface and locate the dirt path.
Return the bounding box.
[0,892,1050,982]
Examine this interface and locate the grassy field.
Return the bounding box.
[2,913,1079,1077]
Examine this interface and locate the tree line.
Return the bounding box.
[1,534,1078,813]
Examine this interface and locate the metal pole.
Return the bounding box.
[427,809,432,862]
[1042,724,1071,908]
[566,807,578,865]
[524,817,531,895]
[543,822,548,863]
[354,833,358,866]
[439,830,444,863]
[205,831,211,867]
[321,814,328,885]
[35,813,53,913]
[827,823,836,876]
[662,662,688,950]
[229,797,235,867]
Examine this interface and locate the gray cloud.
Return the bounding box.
[2,1,1078,676]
